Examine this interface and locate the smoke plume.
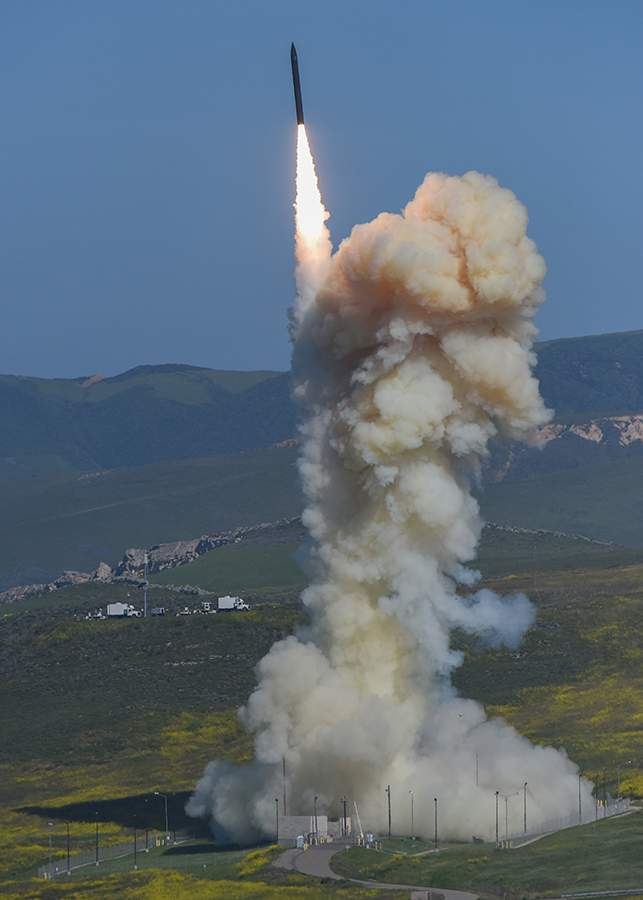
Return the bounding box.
[187,136,592,843]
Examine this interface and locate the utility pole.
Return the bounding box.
[48,823,53,877]
[342,797,347,838]
[385,786,391,840]
[523,783,528,835]
[275,799,279,842]
[66,821,70,875]
[314,795,318,844]
[134,817,137,870]
[495,792,499,847]
[95,813,99,866]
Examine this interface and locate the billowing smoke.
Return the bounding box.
[187,138,592,843]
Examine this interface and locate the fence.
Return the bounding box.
[38,827,197,879]
[508,797,630,846]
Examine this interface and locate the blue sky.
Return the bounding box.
[0,0,641,378]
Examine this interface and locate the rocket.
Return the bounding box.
[290,43,304,125]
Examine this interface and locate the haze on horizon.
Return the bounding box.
[0,0,641,380]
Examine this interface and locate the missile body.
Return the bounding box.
[290,43,304,125]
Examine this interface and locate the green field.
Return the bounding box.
[150,541,306,593]
[332,814,643,896]
[475,455,643,547]
[4,529,643,896]
[0,445,300,579]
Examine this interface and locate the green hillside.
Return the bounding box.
[0,445,300,588]
[475,455,643,547]
[2,554,643,889]
[0,365,296,478]
[150,541,306,594]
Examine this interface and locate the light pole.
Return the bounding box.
[313,795,318,844]
[154,791,169,843]
[595,773,599,821]
[275,799,279,842]
[385,785,391,840]
[342,797,347,838]
[409,791,414,847]
[617,760,631,801]
[133,815,137,870]
[434,798,438,851]
[502,792,519,842]
[579,767,584,824]
[144,552,148,618]
[65,821,70,874]
[95,813,99,866]
[523,783,528,836]
[48,823,53,877]
[495,791,499,847]
[603,768,607,818]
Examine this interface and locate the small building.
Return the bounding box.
[277,815,352,844]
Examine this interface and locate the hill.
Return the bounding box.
[3,329,643,483]
[0,364,296,478]
[0,445,300,591]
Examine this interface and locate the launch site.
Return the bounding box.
[1,2,642,899]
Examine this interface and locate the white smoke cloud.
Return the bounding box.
[187,167,592,845]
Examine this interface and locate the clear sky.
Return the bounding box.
[0,0,641,379]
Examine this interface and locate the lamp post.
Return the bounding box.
[65,821,70,874]
[313,795,318,844]
[275,799,279,842]
[617,760,631,801]
[434,798,438,851]
[495,792,499,847]
[523,783,528,836]
[342,797,347,838]
[502,792,519,842]
[154,792,169,843]
[603,768,607,818]
[579,767,584,824]
[48,823,53,877]
[409,791,414,847]
[385,785,391,840]
[134,816,137,870]
[145,798,149,852]
[95,813,99,866]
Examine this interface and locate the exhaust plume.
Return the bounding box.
[187,136,592,843]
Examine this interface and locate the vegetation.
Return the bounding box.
[0,365,295,478]
[474,454,643,547]
[150,541,306,593]
[331,813,643,896]
[0,444,300,581]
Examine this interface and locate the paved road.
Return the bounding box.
[274,843,478,900]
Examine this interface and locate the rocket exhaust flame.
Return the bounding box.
[186,71,592,845]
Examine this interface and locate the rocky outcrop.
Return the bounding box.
[115,517,305,576]
[0,517,305,605]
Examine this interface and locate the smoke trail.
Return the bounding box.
[187,145,592,843]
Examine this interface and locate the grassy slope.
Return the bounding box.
[475,454,643,547]
[150,542,307,594]
[332,815,643,896]
[0,446,300,578]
